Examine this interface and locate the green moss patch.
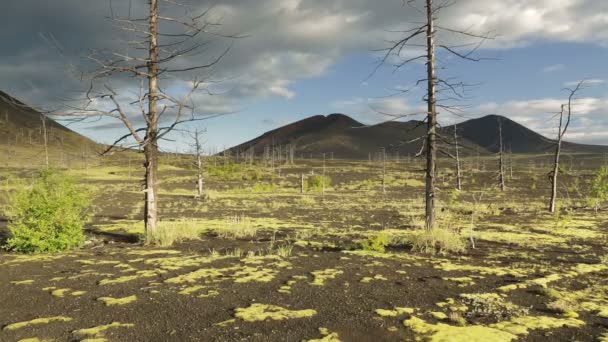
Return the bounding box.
[97,295,137,306]
[235,303,317,322]
[72,322,134,339]
[3,316,72,331]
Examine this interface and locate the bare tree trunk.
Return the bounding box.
[144,0,160,239]
[454,124,462,191]
[41,114,49,169]
[498,119,505,191]
[322,153,326,197]
[381,147,386,194]
[194,128,205,198]
[425,0,437,230]
[550,104,566,213]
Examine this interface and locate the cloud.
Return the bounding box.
[332,96,426,122]
[2,0,608,147]
[564,79,606,87]
[542,64,565,73]
[475,95,608,145]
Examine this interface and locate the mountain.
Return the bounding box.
[227,113,608,159]
[448,114,608,154]
[0,91,97,152]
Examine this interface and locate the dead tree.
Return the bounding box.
[381,147,387,194]
[453,124,462,190]
[41,113,49,169]
[498,118,505,191]
[190,128,206,199]
[53,0,236,240]
[374,0,492,229]
[549,81,584,213]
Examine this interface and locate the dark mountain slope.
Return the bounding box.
[0,91,97,151]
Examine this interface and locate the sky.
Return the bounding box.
[2,0,608,152]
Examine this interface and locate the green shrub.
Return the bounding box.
[306,175,331,192]
[588,167,608,209]
[6,169,91,253]
[361,232,391,253]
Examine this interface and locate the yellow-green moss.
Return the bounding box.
[375,307,415,317]
[3,316,72,331]
[234,303,317,322]
[72,322,134,338]
[50,288,71,297]
[404,316,517,342]
[430,312,448,320]
[360,274,387,283]
[310,269,344,286]
[178,285,207,295]
[489,316,585,335]
[308,327,341,341]
[97,295,137,306]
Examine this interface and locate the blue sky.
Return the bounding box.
[2,0,608,152]
[156,40,608,152]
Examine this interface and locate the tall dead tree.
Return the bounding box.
[453,124,462,190]
[190,128,206,199]
[498,118,505,191]
[375,0,492,230]
[55,0,235,240]
[549,81,584,213]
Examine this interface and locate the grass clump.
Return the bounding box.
[234,303,317,322]
[217,215,257,239]
[5,169,91,253]
[411,228,466,254]
[361,232,390,253]
[147,220,201,246]
[306,175,331,192]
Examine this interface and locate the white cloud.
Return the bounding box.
[564,79,606,87]
[542,64,565,73]
[475,95,608,145]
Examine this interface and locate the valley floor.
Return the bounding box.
[1,155,607,341]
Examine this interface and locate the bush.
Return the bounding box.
[306,175,331,192]
[361,232,391,253]
[411,228,466,255]
[588,167,608,210]
[6,169,91,253]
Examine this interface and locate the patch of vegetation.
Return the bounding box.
[306,175,332,192]
[234,303,317,322]
[216,215,257,239]
[310,268,344,286]
[147,220,202,246]
[360,232,390,253]
[460,293,529,321]
[72,322,135,339]
[97,295,137,306]
[404,316,518,342]
[588,167,608,209]
[375,307,415,317]
[3,316,73,331]
[308,327,341,342]
[411,228,466,254]
[5,169,91,253]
